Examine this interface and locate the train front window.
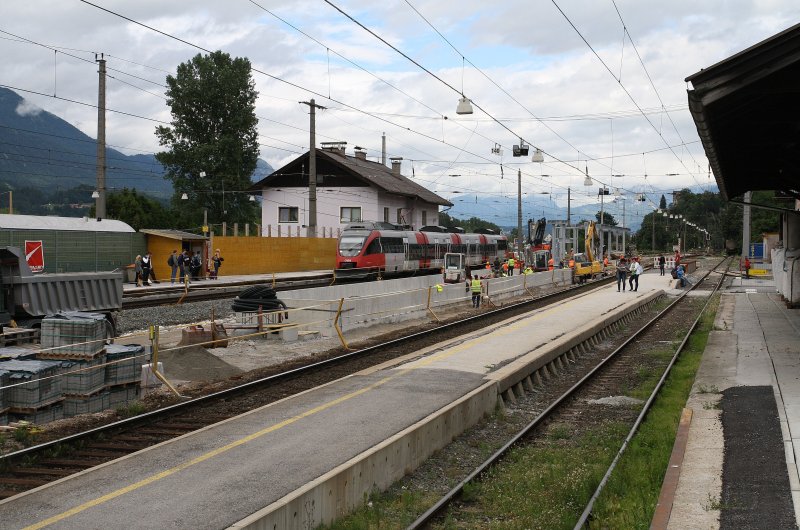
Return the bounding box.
[339,236,366,256]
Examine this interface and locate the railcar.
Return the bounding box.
[335,222,510,280]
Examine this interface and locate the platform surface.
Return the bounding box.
[667,283,800,529]
[2,274,664,529]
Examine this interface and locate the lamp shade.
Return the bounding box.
[531,148,544,163]
[249,195,256,202]
[91,190,100,199]
[456,96,473,115]
[181,193,189,200]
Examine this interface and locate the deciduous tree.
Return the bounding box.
[156,51,259,231]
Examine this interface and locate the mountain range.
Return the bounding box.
[0,87,273,201]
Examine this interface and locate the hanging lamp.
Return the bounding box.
[583,162,592,186]
[456,96,473,115]
[531,148,544,163]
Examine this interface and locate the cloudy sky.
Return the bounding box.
[2,0,798,226]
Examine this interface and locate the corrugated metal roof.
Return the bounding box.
[140,229,208,241]
[0,214,135,233]
[252,150,453,207]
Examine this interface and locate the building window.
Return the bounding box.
[422,211,427,226]
[383,207,389,223]
[397,208,403,224]
[340,207,361,223]
[279,207,298,223]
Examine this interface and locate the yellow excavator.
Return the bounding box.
[573,221,603,283]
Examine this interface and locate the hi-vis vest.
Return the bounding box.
[471,278,482,293]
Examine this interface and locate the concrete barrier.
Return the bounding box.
[278,269,572,337]
[229,290,664,529]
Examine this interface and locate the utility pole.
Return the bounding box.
[651,211,656,251]
[517,169,523,258]
[742,190,752,260]
[95,54,106,219]
[300,99,325,238]
[566,187,571,226]
[621,198,626,256]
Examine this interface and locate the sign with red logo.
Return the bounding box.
[25,240,44,273]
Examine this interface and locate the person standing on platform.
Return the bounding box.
[628,257,643,292]
[616,257,628,292]
[470,275,482,308]
[507,256,515,276]
[141,251,153,285]
[178,250,189,283]
[211,249,224,279]
[168,250,179,284]
[191,251,202,281]
[744,256,751,279]
[134,255,143,287]
[658,254,666,276]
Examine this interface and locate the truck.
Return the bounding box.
[0,247,123,337]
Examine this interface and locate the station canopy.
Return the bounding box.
[686,22,800,202]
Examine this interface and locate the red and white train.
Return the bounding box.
[335,221,510,279]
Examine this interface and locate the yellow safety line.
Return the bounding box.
[23,372,401,530]
[23,293,580,529]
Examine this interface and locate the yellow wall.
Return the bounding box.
[209,236,337,275]
[143,236,206,281]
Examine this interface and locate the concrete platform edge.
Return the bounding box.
[228,380,500,530]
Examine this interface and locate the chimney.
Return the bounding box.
[390,157,403,176]
[354,146,367,160]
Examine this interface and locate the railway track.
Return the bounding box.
[406,257,730,529]
[0,272,619,500]
[120,273,335,309]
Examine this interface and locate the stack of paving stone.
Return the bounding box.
[105,344,146,407]
[39,315,108,418]
[2,359,64,424]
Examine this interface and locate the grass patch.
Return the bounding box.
[588,294,719,529]
[115,400,146,418]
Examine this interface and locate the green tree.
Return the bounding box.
[92,189,173,231]
[155,51,260,231]
[596,211,618,226]
[659,194,667,210]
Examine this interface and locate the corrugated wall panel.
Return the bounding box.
[0,230,145,273]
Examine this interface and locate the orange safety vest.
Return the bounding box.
[502,263,508,271]
[547,258,554,271]
[569,259,575,268]
[485,262,491,269]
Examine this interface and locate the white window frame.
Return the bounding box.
[383,207,389,223]
[340,206,362,223]
[279,207,299,223]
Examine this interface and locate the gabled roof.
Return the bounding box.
[0,214,135,233]
[140,229,208,241]
[685,22,800,201]
[251,149,452,207]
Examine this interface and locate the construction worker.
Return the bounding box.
[603,254,609,268]
[502,261,508,276]
[524,265,533,275]
[547,256,554,271]
[470,275,482,308]
[568,255,575,268]
[485,260,491,271]
[507,256,515,276]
